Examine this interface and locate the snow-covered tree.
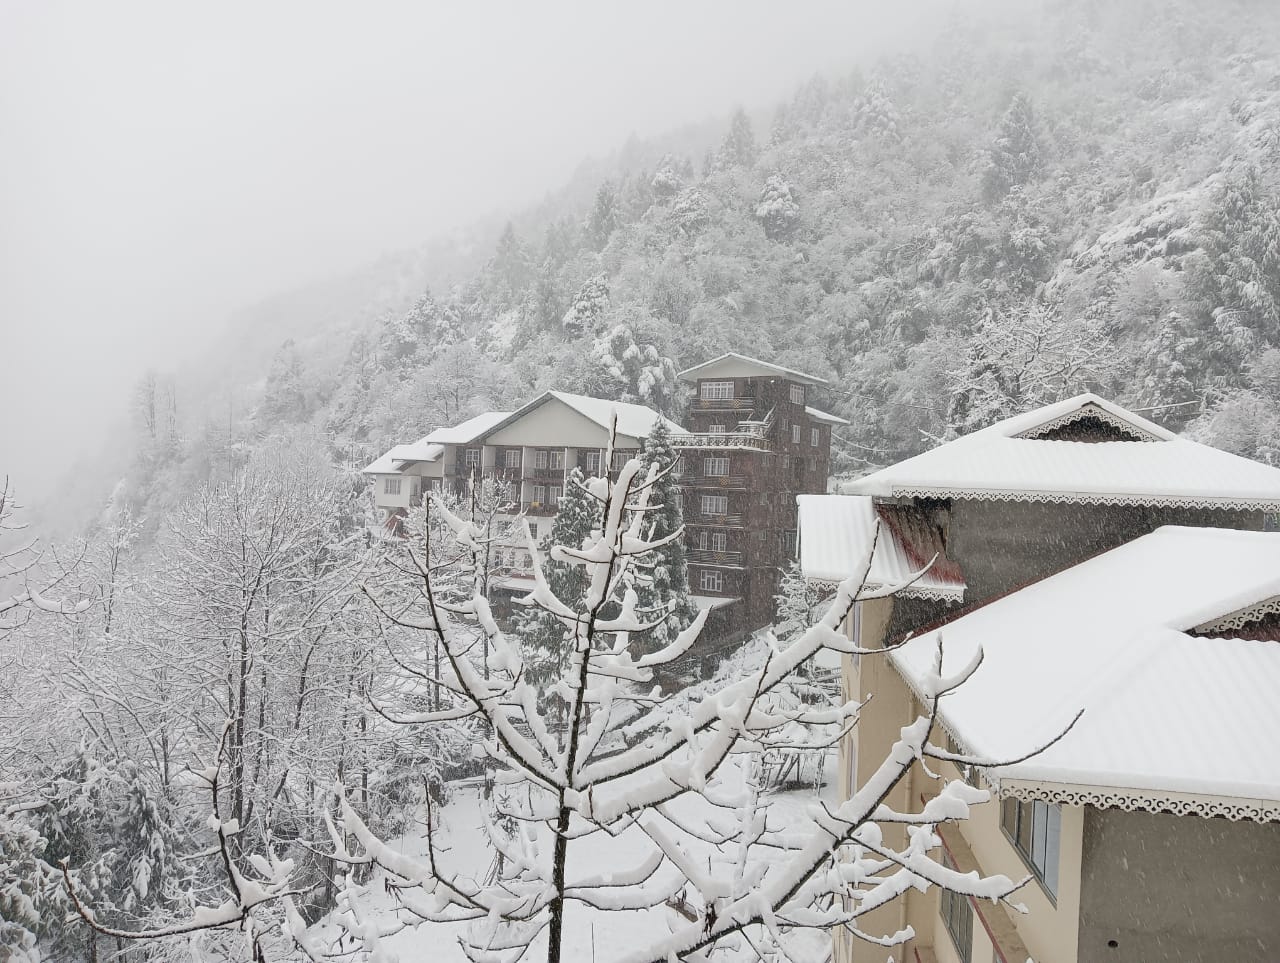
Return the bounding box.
[0,479,92,641]
[853,77,901,141]
[561,274,611,336]
[332,424,1052,963]
[755,172,801,240]
[585,182,620,251]
[982,92,1044,201]
[774,558,822,642]
[716,107,757,170]
[588,320,679,415]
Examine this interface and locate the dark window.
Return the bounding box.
[1000,797,1061,899]
[940,850,973,963]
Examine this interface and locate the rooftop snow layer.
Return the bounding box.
[676,352,828,386]
[544,391,684,440]
[844,394,1280,510]
[797,494,965,601]
[805,405,850,426]
[889,526,1280,812]
[423,411,512,445]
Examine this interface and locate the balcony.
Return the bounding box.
[526,466,566,481]
[692,396,756,412]
[690,512,745,527]
[672,429,771,452]
[688,549,744,567]
[682,474,748,489]
[522,501,558,516]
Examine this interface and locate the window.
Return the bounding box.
[383,478,401,495]
[704,455,729,477]
[699,569,723,592]
[1001,798,1061,899]
[791,424,801,444]
[504,449,520,468]
[700,494,728,515]
[535,449,549,470]
[700,381,734,401]
[710,532,727,553]
[549,485,562,505]
[528,522,539,540]
[549,450,564,470]
[940,850,974,963]
[532,484,547,505]
[810,427,819,447]
[464,448,480,467]
[585,451,602,475]
[697,530,709,550]
[709,423,727,434]
[783,529,797,556]
[789,384,805,405]
[612,450,630,471]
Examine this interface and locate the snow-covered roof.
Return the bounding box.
[423,411,512,445]
[676,352,828,386]
[805,405,850,427]
[362,440,444,475]
[690,594,739,611]
[797,495,965,602]
[479,391,683,444]
[888,526,1280,822]
[844,394,1280,511]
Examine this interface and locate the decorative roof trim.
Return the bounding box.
[998,778,1280,824]
[1014,401,1163,442]
[804,576,965,603]
[1192,595,1280,634]
[887,486,1280,512]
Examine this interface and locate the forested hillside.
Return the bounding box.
[79,1,1279,532]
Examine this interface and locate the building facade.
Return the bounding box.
[797,395,1280,963]
[672,353,848,638]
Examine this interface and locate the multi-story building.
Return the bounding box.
[795,394,1280,963]
[672,353,848,639]
[364,353,848,647]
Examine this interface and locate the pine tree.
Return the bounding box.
[260,339,309,422]
[982,92,1044,201]
[560,274,610,336]
[853,77,901,141]
[631,420,697,656]
[492,222,533,304]
[716,107,757,169]
[514,467,600,694]
[588,319,679,415]
[755,173,801,240]
[585,181,619,251]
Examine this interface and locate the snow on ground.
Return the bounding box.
[315,753,840,962]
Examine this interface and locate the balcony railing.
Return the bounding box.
[693,397,755,411]
[692,512,745,527]
[522,501,558,516]
[683,474,747,489]
[688,549,744,566]
[526,466,566,480]
[672,430,771,452]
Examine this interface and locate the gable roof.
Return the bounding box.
[423,411,511,445]
[805,405,850,427]
[844,394,1280,511]
[888,526,1280,822]
[797,494,966,602]
[677,352,828,386]
[479,391,683,444]
[362,440,444,475]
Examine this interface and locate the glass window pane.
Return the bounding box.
[1031,801,1048,873]
[1044,805,1061,897]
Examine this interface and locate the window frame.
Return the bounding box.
[464,448,481,467]
[700,494,728,515]
[535,449,549,470]
[532,484,547,505]
[585,451,602,475]
[383,477,402,495]
[789,383,805,405]
[708,423,727,434]
[710,531,728,553]
[699,569,724,592]
[1000,797,1061,901]
[939,849,974,963]
[700,380,734,401]
[810,427,820,447]
[703,455,730,477]
[791,424,801,444]
[548,449,564,470]
[503,448,520,468]
[549,485,562,505]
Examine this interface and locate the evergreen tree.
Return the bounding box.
[492,222,533,305]
[560,274,610,336]
[716,107,757,169]
[514,467,600,694]
[853,77,901,141]
[0,812,58,963]
[630,419,697,656]
[982,92,1045,201]
[588,318,679,415]
[585,181,619,251]
[755,173,801,240]
[259,339,309,423]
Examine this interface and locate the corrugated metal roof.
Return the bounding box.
[889,526,1280,810]
[844,394,1280,510]
[797,494,966,601]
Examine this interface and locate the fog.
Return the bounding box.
[1,0,954,503]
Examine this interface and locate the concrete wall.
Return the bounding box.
[1078,808,1280,962]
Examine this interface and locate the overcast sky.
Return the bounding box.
[1,0,953,504]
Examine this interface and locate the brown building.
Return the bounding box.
[672,353,848,642]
